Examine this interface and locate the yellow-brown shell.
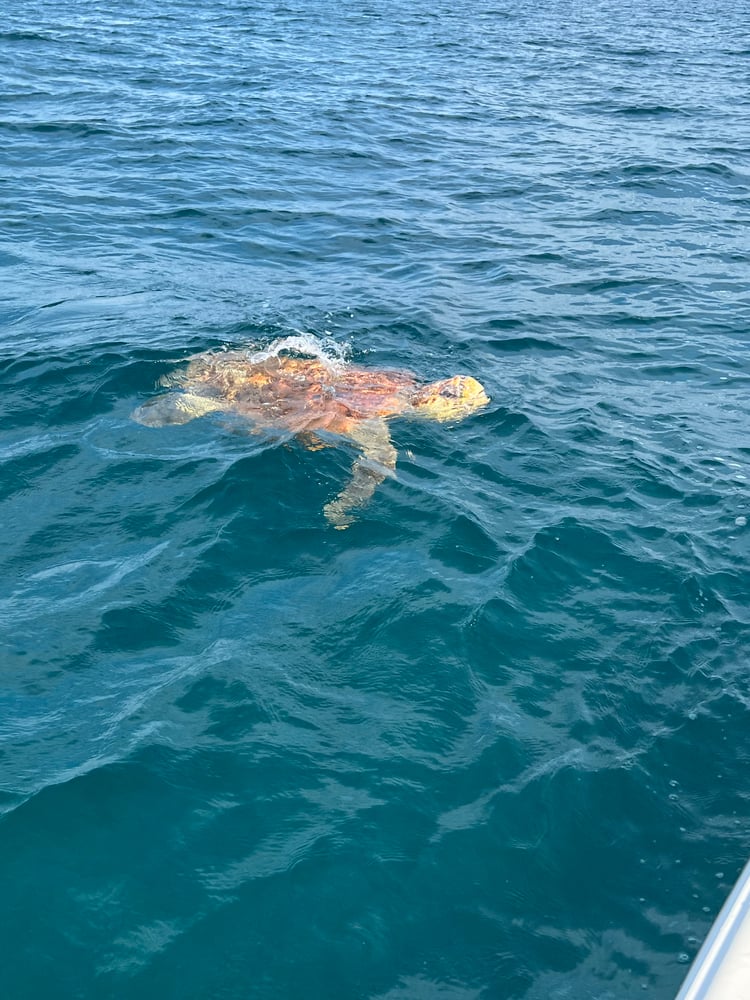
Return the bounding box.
[173,353,418,434]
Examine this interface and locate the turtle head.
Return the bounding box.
[411,375,490,422]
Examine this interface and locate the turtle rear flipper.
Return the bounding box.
[131,392,223,427]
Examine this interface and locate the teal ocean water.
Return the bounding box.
[2,0,750,996]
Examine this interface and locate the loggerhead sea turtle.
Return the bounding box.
[132,346,490,528]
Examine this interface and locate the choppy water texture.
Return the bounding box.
[2,0,750,997]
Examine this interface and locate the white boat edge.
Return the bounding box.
[676,859,750,1000]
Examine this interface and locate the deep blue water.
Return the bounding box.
[2,0,750,996]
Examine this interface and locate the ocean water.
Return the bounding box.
[2,0,750,996]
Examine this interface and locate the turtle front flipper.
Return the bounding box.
[323,418,397,529]
[131,392,223,427]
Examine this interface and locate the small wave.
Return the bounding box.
[612,105,687,118]
[0,119,113,137]
[0,541,170,625]
[0,30,57,42]
[486,336,569,354]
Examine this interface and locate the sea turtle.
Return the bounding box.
[132,346,490,528]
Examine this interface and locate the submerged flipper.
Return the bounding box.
[131,392,223,427]
[323,419,397,529]
[296,431,329,452]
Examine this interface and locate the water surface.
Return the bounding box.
[2,0,750,997]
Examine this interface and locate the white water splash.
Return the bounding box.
[244,332,350,373]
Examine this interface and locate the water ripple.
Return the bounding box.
[2,0,750,996]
